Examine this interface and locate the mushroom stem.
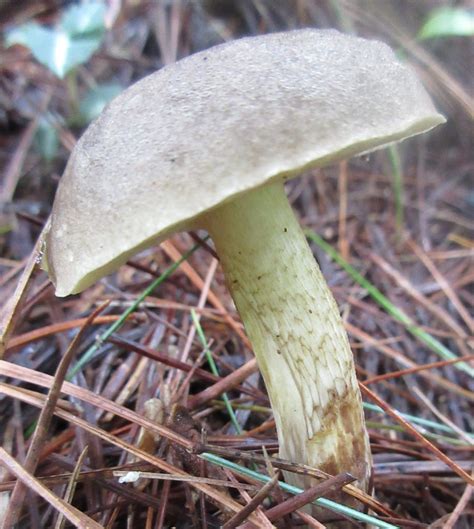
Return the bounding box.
[201,181,371,494]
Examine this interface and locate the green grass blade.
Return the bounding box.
[418,7,474,40]
[191,309,242,434]
[363,402,473,440]
[388,145,404,235]
[365,421,469,446]
[201,452,400,529]
[67,240,204,379]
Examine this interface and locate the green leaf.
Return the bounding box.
[77,82,122,124]
[5,1,106,78]
[61,1,106,37]
[34,117,59,161]
[6,23,104,78]
[418,7,474,39]
[6,22,55,65]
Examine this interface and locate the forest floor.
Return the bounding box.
[0,1,472,528]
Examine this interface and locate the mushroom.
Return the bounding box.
[45,29,444,507]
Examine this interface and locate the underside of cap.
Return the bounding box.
[45,28,445,296]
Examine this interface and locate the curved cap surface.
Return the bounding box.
[46,29,445,296]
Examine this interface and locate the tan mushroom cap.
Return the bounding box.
[45,29,444,296]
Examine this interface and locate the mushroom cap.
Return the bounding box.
[46,29,444,296]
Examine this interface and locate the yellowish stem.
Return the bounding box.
[202,181,371,497]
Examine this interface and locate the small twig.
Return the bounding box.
[154,475,170,529]
[189,231,219,259]
[369,251,468,339]
[222,472,280,529]
[1,117,39,203]
[188,358,259,408]
[293,510,327,528]
[264,473,354,523]
[112,471,255,489]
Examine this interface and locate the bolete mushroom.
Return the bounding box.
[44,29,444,508]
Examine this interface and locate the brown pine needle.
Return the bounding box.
[264,473,354,523]
[161,240,250,346]
[369,252,468,339]
[0,361,193,449]
[0,226,47,357]
[5,315,140,353]
[222,472,280,529]
[364,354,474,385]
[359,383,474,485]
[54,446,89,529]
[443,479,473,529]
[0,448,104,529]
[407,238,474,333]
[0,383,263,525]
[348,323,474,401]
[2,302,110,528]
